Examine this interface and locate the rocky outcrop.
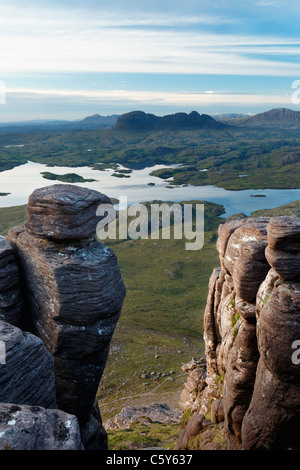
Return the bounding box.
[0,403,83,450]
[105,403,182,430]
[178,358,207,413]
[0,184,126,450]
[178,215,300,450]
[114,110,226,132]
[24,184,112,240]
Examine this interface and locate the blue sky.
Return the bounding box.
[1,0,300,121]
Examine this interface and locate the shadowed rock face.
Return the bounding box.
[178,215,300,451]
[0,238,25,327]
[3,184,126,450]
[0,320,56,408]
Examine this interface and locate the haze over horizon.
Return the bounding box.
[1,0,300,122]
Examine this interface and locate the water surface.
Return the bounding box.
[0,161,299,217]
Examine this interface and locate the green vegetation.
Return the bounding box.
[262,294,271,306]
[107,421,179,450]
[111,172,131,178]
[0,204,27,236]
[98,200,224,420]
[215,374,224,385]
[41,171,97,183]
[251,199,300,218]
[187,423,227,450]
[179,408,193,426]
[230,326,239,348]
[231,312,240,327]
[1,125,300,189]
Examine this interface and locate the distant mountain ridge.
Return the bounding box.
[1,107,300,135]
[0,113,119,134]
[113,110,226,132]
[222,108,300,129]
[213,113,249,120]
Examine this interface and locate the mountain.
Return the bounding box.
[113,110,226,132]
[224,108,300,129]
[213,113,249,121]
[0,114,119,134]
[78,113,119,128]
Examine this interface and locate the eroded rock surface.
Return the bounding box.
[24,184,112,240]
[0,320,56,408]
[0,238,25,327]
[178,215,300,450]
[1,184,125,450]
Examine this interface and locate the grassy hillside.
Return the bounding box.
[0,204,27,236]
[98,201,224,420]
[251,199,300,218]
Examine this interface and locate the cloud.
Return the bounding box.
[5,88,294,107]
[0,3,299,78]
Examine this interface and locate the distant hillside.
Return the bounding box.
[79,114,119,128]
[0,114,119,134]
[250,199,300,218]
[213,113,249,121]
[224,108,300,129]
[113,110,226,132]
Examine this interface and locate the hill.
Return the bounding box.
[223,108,300,129]
[0,113,119,134]
[113,110,226,132]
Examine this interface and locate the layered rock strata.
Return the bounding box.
[0,319,83,450]
[0,238,25,327]
[1,184,126,450]
[178,216,300,450]
[0,320,56,408]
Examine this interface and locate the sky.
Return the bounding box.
[1,0,300,121]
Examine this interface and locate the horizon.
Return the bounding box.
[1,1,300,121]
[0,106,299,125]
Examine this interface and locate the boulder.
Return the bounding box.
[24,184,113,240]
[267,216,300,252]
[106,403,182,430]
[0,403,83,450]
